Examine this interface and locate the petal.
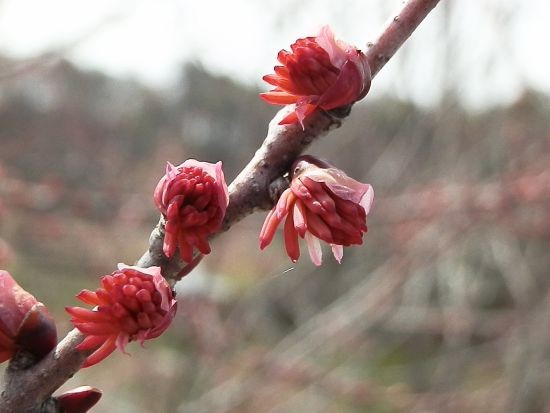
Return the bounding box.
[82,335,117,368]
[278,110,299,125]
[153,176,167,212]
[331,244,344,263]
[151,273,172,313]
[163,228,177,258]
[146,301,177,340]
[275,189,296,220]
[290,177,314,201]
[165,162,178,180]
[213,161,229,212]
[260,91,299,105]
[359,184,375,215]
[178,236,194,263]
[279,103,317,128]
[194,235,212,256]
[296,102,318,128]
[317,59,364,110]
[274,65,289,77]
[65,307,112,323]
[301,178,336,213]
[284,213,300,263]
[315,25,349,68]
[263,74,281,85]
[73,322,121,336]
[304,209,333,243]
[117,264,162,279]
[292,201,308,237]
[277,49,291,65]
[305,232,323,266]
[76,290,103,306]
[285,62,321,95]
[352,52,372,100]
[259,209,283,250]
[115,332,130,355]
[304,167,372,206]
[77,335,108,351]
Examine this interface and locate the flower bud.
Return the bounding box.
[66,264,176,368]
[0,270,57,363]
[260,156,374,265]
[261,26,371,127]
[154,160,229,262]
[56,386,102,413]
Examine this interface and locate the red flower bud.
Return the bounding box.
[56,386,102,413]
[154,160,229,262]
[66,264,176,368]
[261,26,371,127]
[0,270,57,363]
[260,156,374,265]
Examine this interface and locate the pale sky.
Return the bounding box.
[0,0,548,109]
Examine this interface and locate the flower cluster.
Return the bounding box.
[154,160,229,262]
[260,156,374,265]
[0,270,57,363]
[66,264,176,368]
[261,26,371,127]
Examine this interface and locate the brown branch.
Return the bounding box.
[366,0,440,77]
[0,1,442,411]
[0,330,87,413]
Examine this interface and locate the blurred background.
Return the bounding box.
[0,0,549,412]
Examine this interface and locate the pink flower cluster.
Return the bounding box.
[67,264,176,367]
[260,156,374,265]
[154,160,229,262]
[261,26,371,127]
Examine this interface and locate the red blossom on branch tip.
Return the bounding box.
[261,25,371,128]
[259,156,374,266]
[154,160,229,262]
[0,270,57,363]
[66,264,176,368]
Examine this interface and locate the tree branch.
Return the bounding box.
[0,1,441,411]
[366,0,440,77]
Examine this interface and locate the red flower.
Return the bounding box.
[66,264,177,368]
[154,160,229,262]
[259,156,374,265]
[261,26,371,127]
[0,270,57,363]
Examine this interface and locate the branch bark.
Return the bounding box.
[0,1,441,411]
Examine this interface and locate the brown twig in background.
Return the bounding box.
[0,1,441,411]
[178,219,461,413]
